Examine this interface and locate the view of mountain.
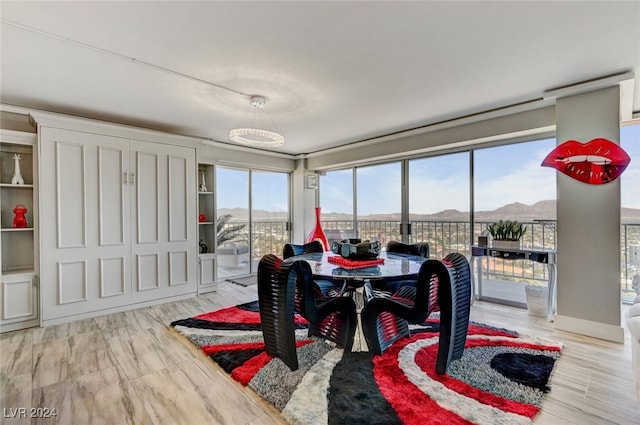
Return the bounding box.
[219,200,640,223]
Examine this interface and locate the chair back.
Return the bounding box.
[283,240,324,259]
[386,241,429,258]
[257,254,299,371]
[361,251,471,374]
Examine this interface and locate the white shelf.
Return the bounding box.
[0,183,34,188]
[198,191,213,195]
[1,268,35,276]
[198,222,214,225]
[1,228,34,232]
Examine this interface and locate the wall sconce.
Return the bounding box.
[306,174,318,189]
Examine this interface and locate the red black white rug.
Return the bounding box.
[171,301,562,425]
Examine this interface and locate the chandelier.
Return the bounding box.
[229,95,285,148]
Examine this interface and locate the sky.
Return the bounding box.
[216,124,640,215]
[321,128,640,215]
[321,138,558,216]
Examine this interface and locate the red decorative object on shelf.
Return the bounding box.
[199,214,206,222]
[306,207,329,251]
[13,204,27,228]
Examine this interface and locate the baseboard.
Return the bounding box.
[554,314,625,343]
[41,292,197,327]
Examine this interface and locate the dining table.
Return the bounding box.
[284,250,428,351]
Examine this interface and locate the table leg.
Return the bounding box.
[546,263,557,322]
[350,282,371,352]
[472,256,483,301]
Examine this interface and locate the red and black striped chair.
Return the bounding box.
[282,240,324,259]
[386,241,430,259]
[283,241,344,297]
[375,241,430,296]
[257,254,357,371]
[361,252,471,374]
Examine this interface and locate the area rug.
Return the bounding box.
[171,301,562,425]
[225,275,257,287]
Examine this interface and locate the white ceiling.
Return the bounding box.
[1,1,639,155]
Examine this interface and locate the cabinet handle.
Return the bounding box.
[123,172,128,184]
[130,172,135,185]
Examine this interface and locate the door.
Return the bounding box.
[215,167,250,279]
[40,127,132,321]
[39,127,197,322]
[130,140,197,302]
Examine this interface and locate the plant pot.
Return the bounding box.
[525,284,548,317]
[492,239,520,250]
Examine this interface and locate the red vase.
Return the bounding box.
[306,207,329,251]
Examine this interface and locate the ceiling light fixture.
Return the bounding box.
[229,95,285,148]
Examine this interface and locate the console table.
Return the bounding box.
[470,245,557,321]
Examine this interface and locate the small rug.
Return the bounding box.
[225,275,257,287]
[171,301,562,425]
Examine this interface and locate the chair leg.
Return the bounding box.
[362,300,410,355]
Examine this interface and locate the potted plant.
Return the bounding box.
[216,214,247,246]
[486,220,527,250]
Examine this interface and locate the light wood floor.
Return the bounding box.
[1,282,639,425]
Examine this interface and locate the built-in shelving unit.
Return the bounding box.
[0,130,39,332]
[198,162,216,292]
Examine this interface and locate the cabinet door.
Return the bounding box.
[40,128,132,321]
[0,273,37,325]
[130,140,197,302]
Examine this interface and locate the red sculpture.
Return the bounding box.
[306,207,329,251]
[541,138,630,184]
[13,204,27,228]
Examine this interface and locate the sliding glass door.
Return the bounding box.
[216,166,291,279]
[216,167,250,279]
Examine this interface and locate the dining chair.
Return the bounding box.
[282,240,324,259]
[257,254,299,370]
[361,252,471,374]
[386,240,429,258]
[283,240,345,297]
[376,241,430,296]
[257,254,357,371]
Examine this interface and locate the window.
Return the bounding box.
[409,152,470,258]
[621,122,640,301]
[319,169,355,244]
[216,167,291,278]
[473,138,557,304]
[356,162,401,245]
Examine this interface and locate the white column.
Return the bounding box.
[554,86,624,342]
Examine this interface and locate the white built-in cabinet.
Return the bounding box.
[38,124,197,325]
[0,130,39,332]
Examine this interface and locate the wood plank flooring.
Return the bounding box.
[1,282,639,424]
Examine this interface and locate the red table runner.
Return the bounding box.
[327,255,384,269]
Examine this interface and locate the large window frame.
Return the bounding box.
[318,125,640,304]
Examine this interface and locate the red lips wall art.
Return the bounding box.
[541,138,631,184]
